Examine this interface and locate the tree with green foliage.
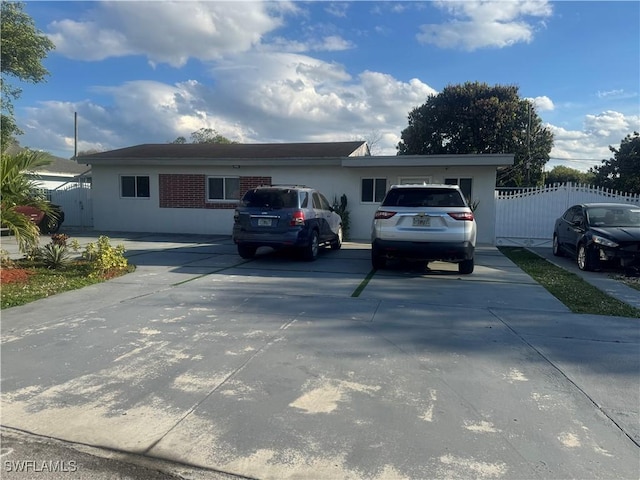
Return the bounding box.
[544,165,594,185]
[1,1,55,151]
[1,149,55,252]
[397,82,554,187]
[171,128,237,144]
[590,132,640,194]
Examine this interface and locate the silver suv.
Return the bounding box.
[371,184,476,274]
[232,185,342,261]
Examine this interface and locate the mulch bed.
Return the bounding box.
[0,268,35,285]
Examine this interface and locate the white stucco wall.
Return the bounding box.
[92,163,500,244]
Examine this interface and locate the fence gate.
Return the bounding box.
[495,182,640,247]
[47,178,93,228]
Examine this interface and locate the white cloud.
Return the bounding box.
[320,35,354,51]
[47,1,296,67]
[325,3,349,18]
[417,0,553,51]
[17,52,435,157]
[548,110,640,171]
[527,96,554,111]
[584,110,639,137]
[597,89,624,99]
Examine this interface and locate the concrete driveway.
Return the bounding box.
[1,232,638,479]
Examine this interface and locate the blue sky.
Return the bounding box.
[13,1,640,172]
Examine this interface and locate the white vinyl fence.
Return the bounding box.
[46,178,93,228]
[495,182,640,247]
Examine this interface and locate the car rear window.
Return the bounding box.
[241,189,299,209]
[382,188,466,208]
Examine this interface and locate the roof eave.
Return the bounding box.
[342,154,515,168]
[83,156,345,167]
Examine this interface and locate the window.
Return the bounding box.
[445,178,473,203]
[121,175,150,198]
[382,187,466,207]
[398,176,432,185]
[241,188,297,208]
[312,192,332,211]
[361,178,387,203]
[208,176,240,201]
[565,206,584,224]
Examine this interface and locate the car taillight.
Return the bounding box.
[448,212,474,221]
[374,211,396,220]
[290,210,305,226]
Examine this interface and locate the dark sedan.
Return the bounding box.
[553,203,640,272]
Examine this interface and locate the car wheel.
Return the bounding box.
[237,244,256,259]
[37,218,50,234]
[47,217,61,233]
[303,230,319,261]
[577,243,597,271]
[552,234,563,257]
[371,245,386,269]
[38,215,60,234]
[331,226,343,250]
[458,258,474,274]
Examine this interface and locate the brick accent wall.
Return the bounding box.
[159,174,271,209]
[240,176,271,194]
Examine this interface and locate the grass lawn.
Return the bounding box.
[499,247,640,318]
[1,259,135,309]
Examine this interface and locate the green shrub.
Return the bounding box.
[36,243,72,270]
[82,236,128,277]
[0,249,15,269]
[332,194,351,241]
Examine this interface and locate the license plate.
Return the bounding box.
[412,216,430,227]
[258,218,272,227]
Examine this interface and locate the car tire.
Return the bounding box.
[371,245,386,269]
[552,234,563,257]
[303,230,319,261]
[38,215,60,234]
[47,217,61,233]
[37,219,50,234]
[331,226,343,250]
[237,244,256,259]
[458,258,474,274]
[577,243,598,271]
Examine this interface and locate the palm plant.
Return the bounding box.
[1,149,54,253]
[36,242,72,269]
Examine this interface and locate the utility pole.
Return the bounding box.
[526,103,532,185]
[74,111,78,160]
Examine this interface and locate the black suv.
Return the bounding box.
[232,185,343,261]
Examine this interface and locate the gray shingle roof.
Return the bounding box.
[37,157,91,175]
[78,141,368,161]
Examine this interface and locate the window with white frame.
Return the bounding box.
[207,176,240,201]
[445,178,473,203]
[398,176,432,185]
[121,175,150,198]
[361,178,387,203]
